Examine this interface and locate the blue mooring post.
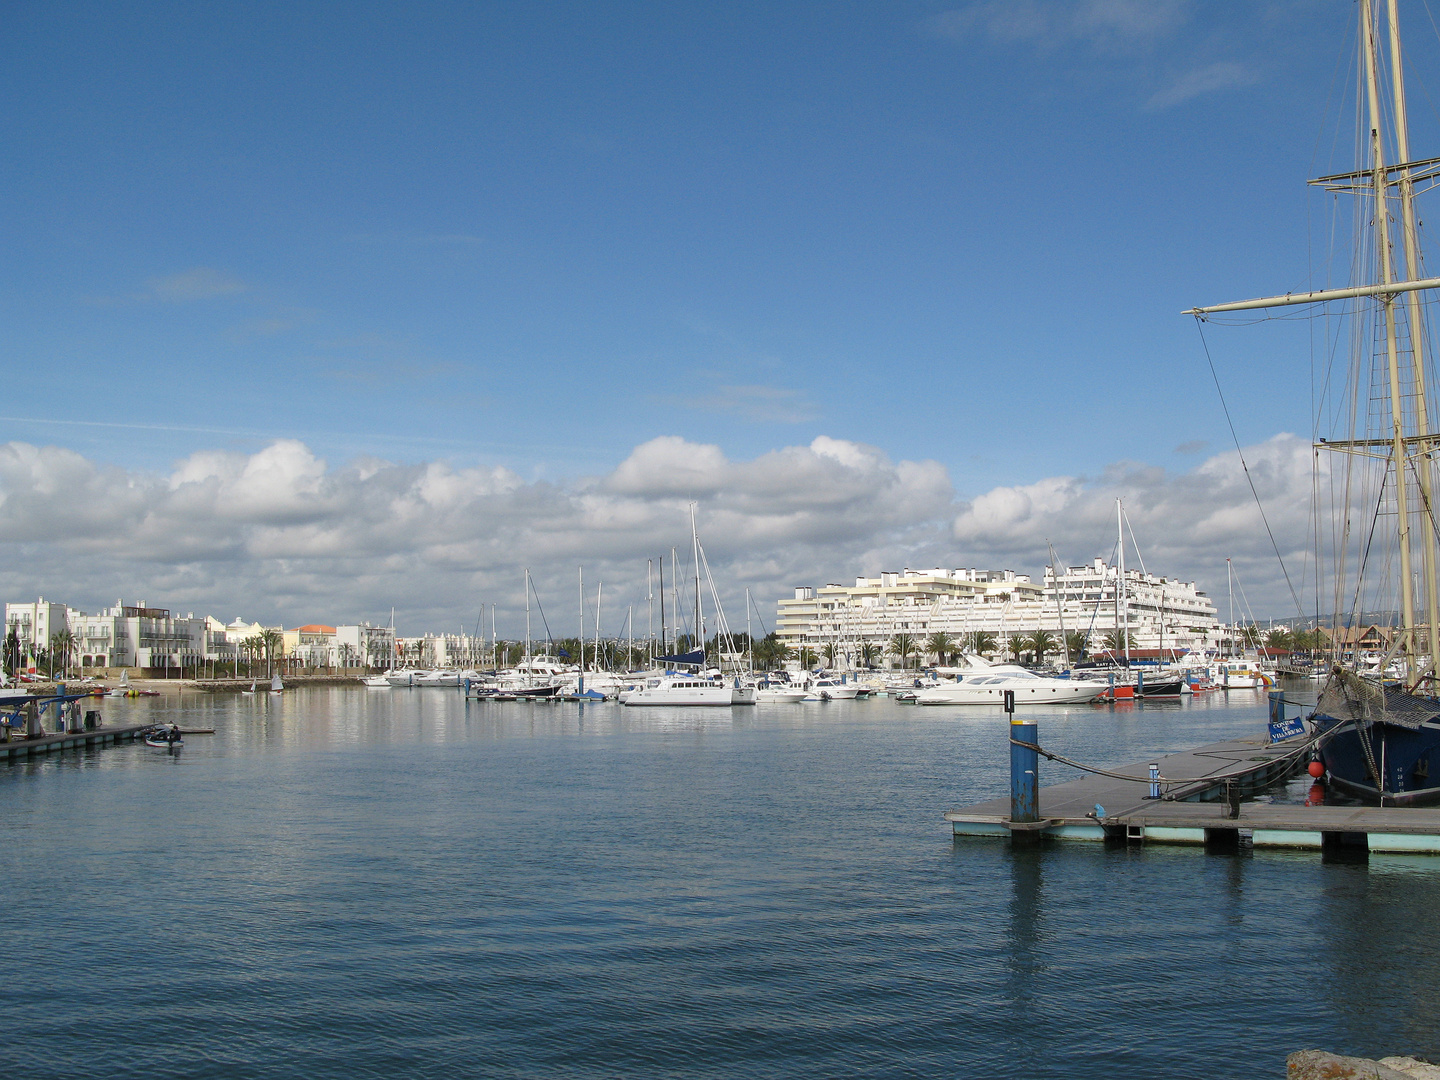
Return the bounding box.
[1008,690,1038,825]
[1268,690,1285,727]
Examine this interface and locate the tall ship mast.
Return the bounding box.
[1188,0,1440,804]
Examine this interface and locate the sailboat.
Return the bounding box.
[241,681,256,696]
[1188,0,1440,804]
[270,673,283,693]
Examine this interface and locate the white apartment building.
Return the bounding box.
[66,601,206,670]
[775,561,1218,664]
[4,597,70,660]
[337,624,398,669]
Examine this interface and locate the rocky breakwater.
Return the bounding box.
[193,676,367,692]
[1290,1052,1440,1079]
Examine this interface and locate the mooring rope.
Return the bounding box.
[1008,735,1316,789]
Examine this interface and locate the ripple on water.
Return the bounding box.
[0,688,1436,1078]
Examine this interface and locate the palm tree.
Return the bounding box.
[1065,631,1089,663]
[822,642,838,668]
[259,627,285,677]
[858,641,881,668]
[926,631,955,666]
[1101,629,1132,654]
[49,629,76,679]
[751,633,775,669]
[1008,634,1027,663]
[965,630,997,657]
[798,646,819,669]
[889,633,918,670]
[1264,628,1293,651]
[1027,630,1056,666]
[4,622,21,680]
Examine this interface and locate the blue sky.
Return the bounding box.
[0,1,1417,629]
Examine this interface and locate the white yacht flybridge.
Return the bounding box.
[914,655,1107,706]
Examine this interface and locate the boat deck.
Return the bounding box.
[945,734,1440,853]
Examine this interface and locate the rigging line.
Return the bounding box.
[1349,465,1389,629]
[528,576,555,647]
[1194,319,1307,618]
[1421,0,1440,131]
[748,591,771,639]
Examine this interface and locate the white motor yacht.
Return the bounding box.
[811,676,859,700]
[386,668,422,687]
[414,670,461,687]
[362,674,391,688]
[754,683,807,703]
[915,655,1107,705]
[623,673,755,707]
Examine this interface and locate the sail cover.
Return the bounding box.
[657,650,705,666]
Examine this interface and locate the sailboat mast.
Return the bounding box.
[1385,0,1440,685]
[746,587,753,674]
[1362,0,1419,673]
[524,568,532,684]
[1117,498,1128,666]
[691,504,702,665]
[595,582,602,670]
[658,555,667,660]
[647,559,654,667]
[1049,541,1070,669]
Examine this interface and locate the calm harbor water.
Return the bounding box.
[2,685,1437,1078]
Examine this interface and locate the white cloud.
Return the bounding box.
[953,433,1319,612]
[931,0,1190,53]
[1146,61,1258,110]
[148,267,247,301]
[0,432,1324,631]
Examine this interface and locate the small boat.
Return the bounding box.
[755,685,807,703]
[144,724,183,750]
[914,655,1108,706]
[362,674,391,688]
[269,674,283,693]
[812,677,860,700]
[241,681,256,696]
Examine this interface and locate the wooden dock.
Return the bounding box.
[945,733,1440,854]
[0,724,151,762]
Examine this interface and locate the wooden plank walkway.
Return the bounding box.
[0,724,150,761]
[944,733,1440,853]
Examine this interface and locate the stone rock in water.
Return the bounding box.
[1288,1051,1439,1079]
[1378,1060,1440,1080]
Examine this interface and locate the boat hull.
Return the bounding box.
[916,682,1106,705]
[755,689,807,703]
[1315,714,1440,805]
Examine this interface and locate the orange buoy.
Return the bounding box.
[1307,760,1325,779]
